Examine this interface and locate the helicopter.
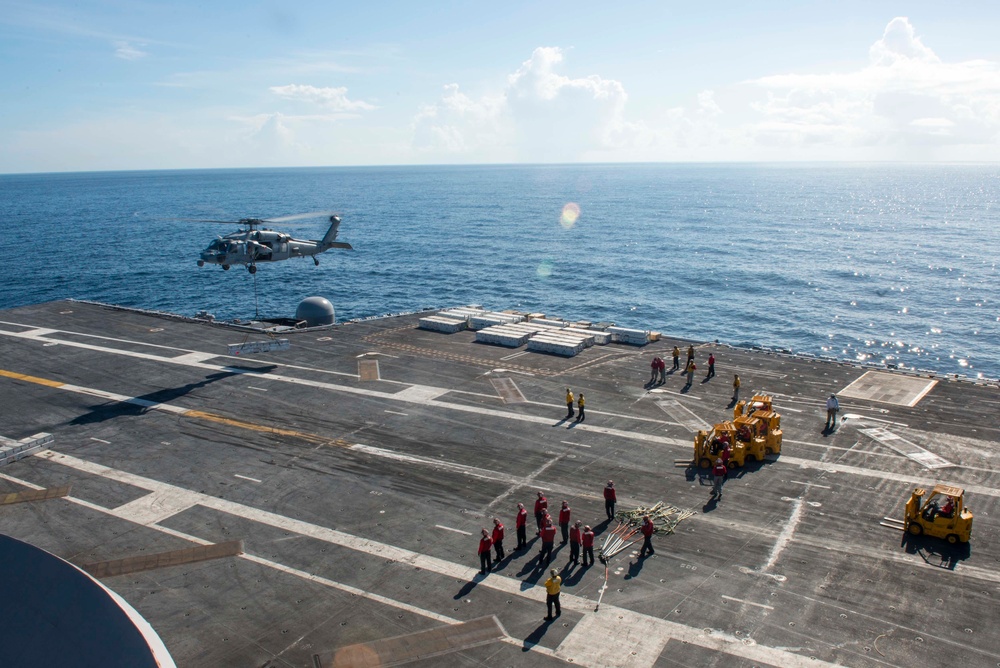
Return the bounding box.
[194,211,352,274]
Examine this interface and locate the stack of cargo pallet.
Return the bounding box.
[566,327,611,346]
[526,329,588,356]
[418,307,485,333]
[475,322,544,347]
[608,326,650,345]
[469,312,525,330]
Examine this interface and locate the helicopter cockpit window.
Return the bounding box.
[207,239,226,251]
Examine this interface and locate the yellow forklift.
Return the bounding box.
[694,421,747,470]
[901,484,973,544]
[734,394,782,456]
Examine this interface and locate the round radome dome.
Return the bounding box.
[296,297,335,327]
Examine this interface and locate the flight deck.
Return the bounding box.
[0,299,998,668]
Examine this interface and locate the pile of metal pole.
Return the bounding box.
[614,501,695,536]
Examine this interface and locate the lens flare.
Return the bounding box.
[537,259,554,278]
[560,202,581,229]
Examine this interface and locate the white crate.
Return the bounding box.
[419,316,467,333]
[608,327,650,345]
[469,312,524,330]
[530,318,568,328]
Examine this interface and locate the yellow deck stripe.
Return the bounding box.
[0,367,350,449]
[0,368,65,388]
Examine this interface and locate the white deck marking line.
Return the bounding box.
[560,441,591,448]
[648,389,702,400]
[171,351,218,364]
[1,327,696,440]
[764,498,803,572]
[434,525,473,536]
[908,380,939,407]
[393,385,450,402]
[721,595,774,610]
[499,351,529,360]
[841,413,908,427]
[21,451,839,668]
[234,474,262,483]
[655,398,711,432]
[247,386,268,392]
[383,410,409,416]
[20,328,59,338]
[486,455,562,512]
[790,481,831,489]
[859,427,954,469]
[89,437,111,444]
[109,488,202,526]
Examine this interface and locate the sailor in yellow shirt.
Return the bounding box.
[576,393,585,422]
[732,374,741,402]
[565,388,574,419]
[544,569,562,620]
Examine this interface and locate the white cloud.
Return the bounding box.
[412,47,634,161]
[744,17,1000,152]
[269,84,377,112]
[114,41,147,60]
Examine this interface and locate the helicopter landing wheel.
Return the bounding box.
[222,264,230,271]
[313,257,320,266]
[248,264,257,275]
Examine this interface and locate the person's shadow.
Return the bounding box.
[624,558,645,580]
[523,619,554,651]
[703,495,719,513]
[454,575,483,599]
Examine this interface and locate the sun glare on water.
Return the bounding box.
[560,202,581,229]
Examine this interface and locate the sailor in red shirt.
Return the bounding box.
[534,491,548,535]
[515,502,528,550]
[568,520,582,565]
[582,525,595,566]
[539,519,557,566]
[478,528,493,575]
[638,514,655,557]
[712,458,728,499]
[604,480,617,520]
[558,501,572,544]
[492,517,505,562]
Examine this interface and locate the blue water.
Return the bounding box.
[1,164,997,379]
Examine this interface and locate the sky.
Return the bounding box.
[2,1,1000,173]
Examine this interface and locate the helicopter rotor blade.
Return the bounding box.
[263,210,339,223]
[169,218,245,224]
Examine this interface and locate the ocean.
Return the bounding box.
[0,163,997,379]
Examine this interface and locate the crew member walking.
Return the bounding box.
[707,353,716,379]
[638,515,655,557]
[558,501,572,544]
[492,517,505,562]
[826,393,840,430]
[672,346,680,370]
[650,357,660,383]
[539,519,557,566]
[685,359,696,387]
[658,356,666,383]
[568,520,582,565]
[534,491,548,534]
[565,388,575,419]
[603,480,617,520]
[582,525,595,566]
[515,502,528,550]
[712,458,728,500]
[478,529,493,575]
[687,344,695,366]
[544,569,562,620]
[576,393,586,422]
[732,374,741,402]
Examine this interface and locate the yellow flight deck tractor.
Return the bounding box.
[902,484,973,544]
[735,394,782,456]
[693,394,783,469]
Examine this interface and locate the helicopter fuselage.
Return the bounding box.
[196,216,351,273]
